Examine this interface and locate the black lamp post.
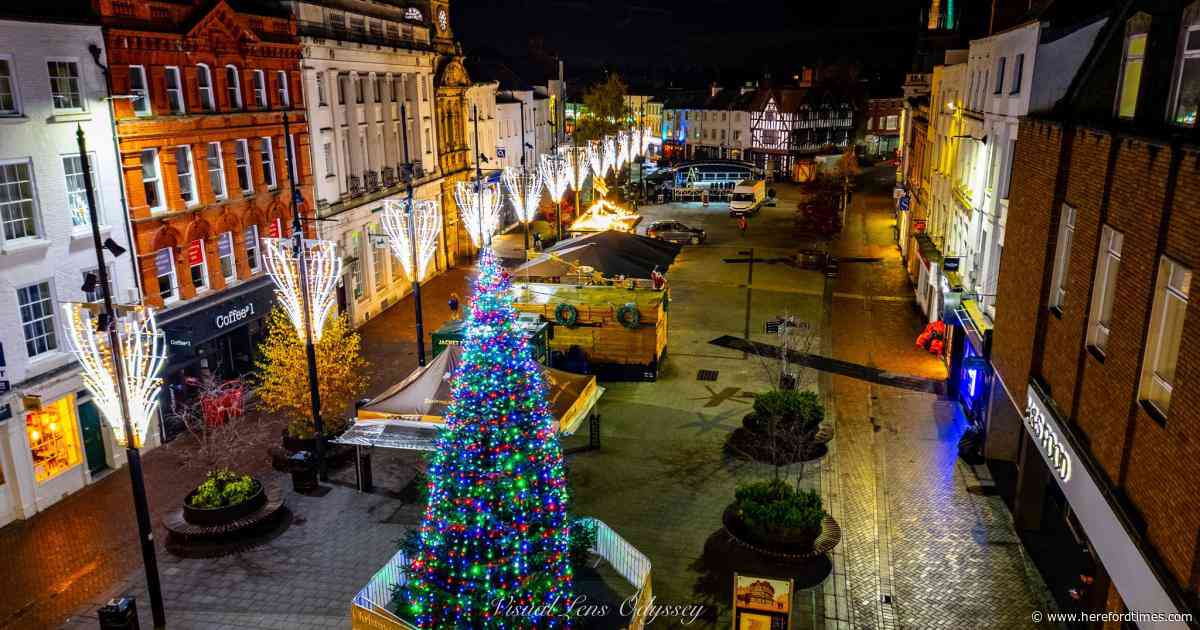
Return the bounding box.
[76,126,167,628]
[399,101,426,367]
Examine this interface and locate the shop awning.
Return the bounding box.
[335,346,603,451]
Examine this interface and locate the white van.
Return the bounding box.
[729,179,765,216]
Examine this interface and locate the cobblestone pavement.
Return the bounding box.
[0,270,468,630]
[822,167,1056,630]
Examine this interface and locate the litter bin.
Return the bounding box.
[98,597,139,630]
[289,451,318,493]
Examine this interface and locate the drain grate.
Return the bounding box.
[697,369,719,382]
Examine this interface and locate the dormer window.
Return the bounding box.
[1118,14,1151,119]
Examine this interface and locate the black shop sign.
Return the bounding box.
[160,277,277,365]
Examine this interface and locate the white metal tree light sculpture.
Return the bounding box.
[381,198,442,281]
[62,304,167,448]
[260,237,343,341]
[616,131,630,169]
[454,179,503,247]
[587,140,606,181]
[603,135,617,175]
[561,145,590,192]
[540,152,570,203]
[502,166,544,224]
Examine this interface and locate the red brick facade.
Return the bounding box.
[992,117,1200,609]
[94,0,313,309]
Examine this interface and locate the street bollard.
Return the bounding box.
[98,597,140,630]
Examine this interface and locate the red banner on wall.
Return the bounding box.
[269,219,282,238]
[188,240,203,265]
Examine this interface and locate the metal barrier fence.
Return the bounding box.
[665,187,733,203]
[351,519,652,629]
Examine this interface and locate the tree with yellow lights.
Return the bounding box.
[255,307,368,439]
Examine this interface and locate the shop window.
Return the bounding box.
[26,395,81,483]
[1087,225,1123,353]
[189,239,208,292]
[218,231,236,283]
[245,224,261,273]
[155,247,177,304]
[1140,257,1191,416]
[1051,204,1080,309]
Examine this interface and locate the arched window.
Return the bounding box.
[196,64,215,111]
[225,65,242,109]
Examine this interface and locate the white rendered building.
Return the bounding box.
[0,18,140,526]
[464,79,498,168]
[286,0,450,328]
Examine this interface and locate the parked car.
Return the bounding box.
[646,220,706,245]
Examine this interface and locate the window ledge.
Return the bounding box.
[48,111,92,123]
[1086,345,1106,364]
[1,237,52,255]
[70,224,111,241]
[1139,399,1168,426]
[0,115,29,124]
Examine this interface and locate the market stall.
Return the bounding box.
[511,282,668,381]
[568,199,642,236]
[515,230,681,283]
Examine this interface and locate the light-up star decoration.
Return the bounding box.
[454,179,503,247]
[261,237,343,341]
[382,198,442,281]
[62,303,167,448]
[502,166,544,224]
[539,153,570,204]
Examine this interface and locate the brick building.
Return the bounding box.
[863,96,902,158]
[988,0,1200,623]
[95,0,313,438]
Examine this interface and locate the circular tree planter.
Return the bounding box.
[722,504,841,562]
[183,478,266,526]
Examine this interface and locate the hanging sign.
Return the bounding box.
[898,195,911,212]
[912,218,927,233]
[733,574,793,629]
[496,147,506,158]
[188,240,204,266]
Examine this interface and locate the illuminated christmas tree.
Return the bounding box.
[407,249,573,628]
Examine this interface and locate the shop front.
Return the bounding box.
[1014,383,1191,628]
[157,276,277,442]
[0,367,120,526]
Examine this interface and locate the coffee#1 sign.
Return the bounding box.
[1024,387,1072,482]
[215,303,256,330]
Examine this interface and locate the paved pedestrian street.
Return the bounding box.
[1,168,1061,630]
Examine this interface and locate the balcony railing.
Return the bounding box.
[347,174,363,197]
[298,21,432,51]
[365,169,380,192]
[382,166,396,188]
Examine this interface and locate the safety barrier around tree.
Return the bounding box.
[350,519,653,630]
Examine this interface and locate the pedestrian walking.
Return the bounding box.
[448,292,460,320]
[737,215,748,235]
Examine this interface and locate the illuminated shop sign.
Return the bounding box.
[1024,388,1072,482]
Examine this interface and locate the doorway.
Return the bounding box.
[78,400,108,475]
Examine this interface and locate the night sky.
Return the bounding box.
[452,0,931,90]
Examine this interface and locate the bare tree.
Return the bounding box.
[170,374,256,472]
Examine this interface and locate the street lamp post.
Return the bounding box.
[76,126,167,628]
[399,101,426,367]
[473,105,486,248]
[282,113,328,481]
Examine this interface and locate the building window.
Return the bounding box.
[994,57,1006,94]
[1087,225,1124,353]
[260,137,277,189]
[0,56,18,115]
[354,75,363,103]
[155,247,177,303]
[129,65,150,115]
[375,75,384,103]
[188,239,208,291]
[393,76,402,103]
[277,70,290,107]
[0,160,38,241]
[1010,53,1024,95]
[316,71,327,106]
[197,64,215,111]
[165,66,185,113]
[252,70,267,108]
[234,139,252,193]
[370,222,387,289]
[225,65,242,110]
[244,224,260,273]
[1048,204,1075,309]
[349,15,365,38]
[26,396,81,483]
[47,60,82,111]
[1120,33,1148,119]
[174,146,197,206]
[140,149,164,212]
[62,154,96,227]
[323,142,335,177]
[217,231,236,283]
[1140,257,1191,415]
[1173,26,1200,125]
[18,281,57,357]
[206,142,226,200]
[338,74,347,105]
[885,115,899,130]
[352,231,365,300]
